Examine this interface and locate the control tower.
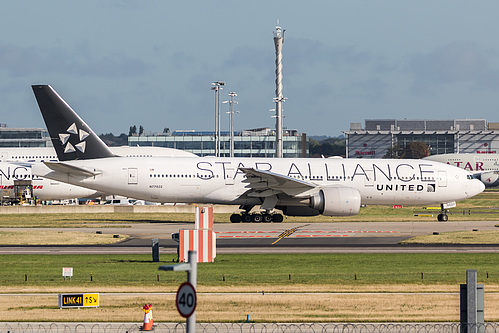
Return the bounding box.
[273,24,286,158]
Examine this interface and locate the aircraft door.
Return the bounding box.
[128,168,138,184]
[438,171,447,187]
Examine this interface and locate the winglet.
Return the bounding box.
[32,85,116,161]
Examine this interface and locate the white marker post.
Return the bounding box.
[159,251,197,333]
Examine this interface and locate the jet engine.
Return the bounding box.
[309,187,362,216]
[277,205,321,216]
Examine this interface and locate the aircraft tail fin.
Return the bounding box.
[32,85,116,161]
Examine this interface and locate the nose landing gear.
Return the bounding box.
[437,211,449,222]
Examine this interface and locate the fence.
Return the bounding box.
[0,322,498,333]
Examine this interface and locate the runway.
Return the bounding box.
[0,220,497,254]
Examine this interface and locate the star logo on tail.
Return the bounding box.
[58,123,89,154]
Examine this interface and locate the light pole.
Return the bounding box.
[223,92,239,158]
[211,81,225,157]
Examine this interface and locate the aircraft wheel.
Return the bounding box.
[251,214,262,223]
[230,214,242,223]
[437,213,448,222]
[241,214,252,223]
[262,214,273,223]
[272,214,284,222]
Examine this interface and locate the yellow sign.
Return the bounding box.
[83,293,99,307]
[59,293,100,308]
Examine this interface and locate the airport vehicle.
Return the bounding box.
[424,153,499,187]
[31,85,485,222]
[103,198,135,205]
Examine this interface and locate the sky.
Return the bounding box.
[1,1,499,138]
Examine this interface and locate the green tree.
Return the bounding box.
[309,137,346,157]
[402,141,430,159]
[129,125,137,136]
[99,133,128,146]
[383,144,402,159]
[383,141,429,159]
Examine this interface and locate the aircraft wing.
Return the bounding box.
[44,162,101,177]
[239,167,316,198]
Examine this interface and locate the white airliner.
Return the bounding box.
[31,85,485,222]
[424,153,499,187]
[0,147,196,201]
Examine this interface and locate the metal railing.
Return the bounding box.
[0,322,498,333]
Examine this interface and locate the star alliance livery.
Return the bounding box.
[31,85,485,222]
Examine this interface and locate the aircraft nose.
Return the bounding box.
[477,180,486,194]
[470,179,485,197]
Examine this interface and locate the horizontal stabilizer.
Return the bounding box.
[44,162,101,177]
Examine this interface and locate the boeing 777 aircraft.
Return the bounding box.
[31,85,485,222]
[424,153,499,187]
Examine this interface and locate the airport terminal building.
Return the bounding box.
[344,119,499,158]
[0,124,51,148]
[128,127,309,158]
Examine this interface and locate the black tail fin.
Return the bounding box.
[32,85,115,161]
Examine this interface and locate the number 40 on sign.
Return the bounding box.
[176,282,197,318]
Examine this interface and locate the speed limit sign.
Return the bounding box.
[176,282,197,318]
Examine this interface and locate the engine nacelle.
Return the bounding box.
[476,171,499,188]
[277,205,320,217]
[309,187,361,216]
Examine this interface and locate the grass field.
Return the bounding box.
[1,253,497,289]
[0,253,498,322]
[0,230,127,245]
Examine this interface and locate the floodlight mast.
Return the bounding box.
[223,92,239,157]
[211,81,225,157]
[273,24,286,158]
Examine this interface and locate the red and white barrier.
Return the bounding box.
[195,205,213,230]
[179,229,216,263]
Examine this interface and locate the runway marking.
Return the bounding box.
[271,227,300,244]
[215,231,280,234]
[300,230,398,233]
[215,230,398,234]
[218,235,273,238]
[296,234,349,237]
[216,229,398,238]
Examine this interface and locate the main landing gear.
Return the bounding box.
[230,204,283,223]
[230,212,284,223]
